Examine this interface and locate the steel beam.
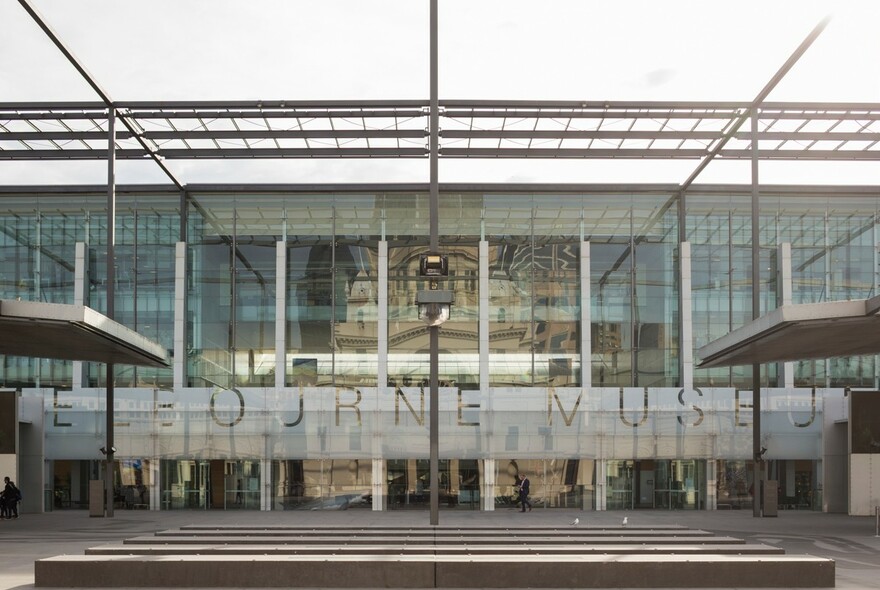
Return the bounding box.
[679,16,831,192]
[123,109,426,120]
[105,109,116,518]
[16,0,184,191]
[750,114,762,518]
[439,148,708,158]
[429,0,440,528]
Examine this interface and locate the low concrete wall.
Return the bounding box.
[36,554,835,588]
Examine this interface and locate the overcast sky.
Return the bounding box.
[2,0,879,186]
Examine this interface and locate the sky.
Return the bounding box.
[1,0,879,186]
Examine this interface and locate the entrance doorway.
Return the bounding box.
[161,460,261,509]
[606,460,705,510]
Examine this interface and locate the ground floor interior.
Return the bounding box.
[45,457,820,512]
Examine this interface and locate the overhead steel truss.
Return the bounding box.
[2,100,880,162]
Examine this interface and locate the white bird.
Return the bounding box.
[622,516,628,527]
[569,517,579,526]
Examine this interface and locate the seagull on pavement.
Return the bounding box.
[569,517,579,526]
[622,516,628,527]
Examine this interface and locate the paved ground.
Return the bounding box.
[0,507,877,589]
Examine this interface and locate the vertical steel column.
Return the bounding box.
[751,111,762,518]
[429,0,440,526]
[105,108,117,517]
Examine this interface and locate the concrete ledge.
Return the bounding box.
[35,554,835,588]
[36,555,434,588]
[87,542,784,555]
[163,526,700,541]
[439,555,835,588]
[123,534,740,545]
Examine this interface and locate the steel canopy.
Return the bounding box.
[697,296,880,368]
[0,299,169,368]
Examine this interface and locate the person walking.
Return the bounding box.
[518,473,532,512]
[2,477,20,519]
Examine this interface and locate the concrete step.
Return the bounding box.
[35,553,835,588]
[157,528,713,535]
[34,524,835,589]
[126,534,743,545]
[86,542,786,556]
[170,525,699,537]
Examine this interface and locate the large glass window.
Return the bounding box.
[385,459,480,510]
[188,195,236,388]
[486,195,533,387]
[588,194,679,387]
[114,194,179,389]
[691,194,766,389]
[484,194,581,387]
[272,459,371,510]
[495,458,593,510]
[189,194,283,388]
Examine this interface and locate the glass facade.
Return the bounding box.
[2,186,873,512]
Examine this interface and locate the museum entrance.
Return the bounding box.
[606,459,706,510]
[161,460,260,509]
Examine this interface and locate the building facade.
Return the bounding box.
[1,184,868,512]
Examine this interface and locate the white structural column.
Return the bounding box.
[480,241,490,390]
[582,242,606,510]
[149,458,160,511]
[372,459,385,511]
[680,242,694,390]
[595,460,607,511]
[72,242,87,388]
[374,241,389,511]
[267,242,289,511]
[778,243,794,387]
[267,242,287,510]
[483,458,495,512]
[581,242,591,388]
[681,243,714,508]
[173,242,187,390]
[260,458,272,511]
[378,241,389,395]
[275,242,286,390]
[705,458,717,510]
[479,241,493,510]
[166,241,188,511]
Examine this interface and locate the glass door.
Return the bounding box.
[224,460,261,509]
[605,460,634,510]
[161,460,209,509]
[653,460,705,510]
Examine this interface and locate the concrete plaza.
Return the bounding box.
[0,508,878,590]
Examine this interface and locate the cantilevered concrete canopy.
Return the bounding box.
[698,296,880,368]
[0,299,168,368]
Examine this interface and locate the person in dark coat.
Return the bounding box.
[2,476,19,519]
[518,473,532,512]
